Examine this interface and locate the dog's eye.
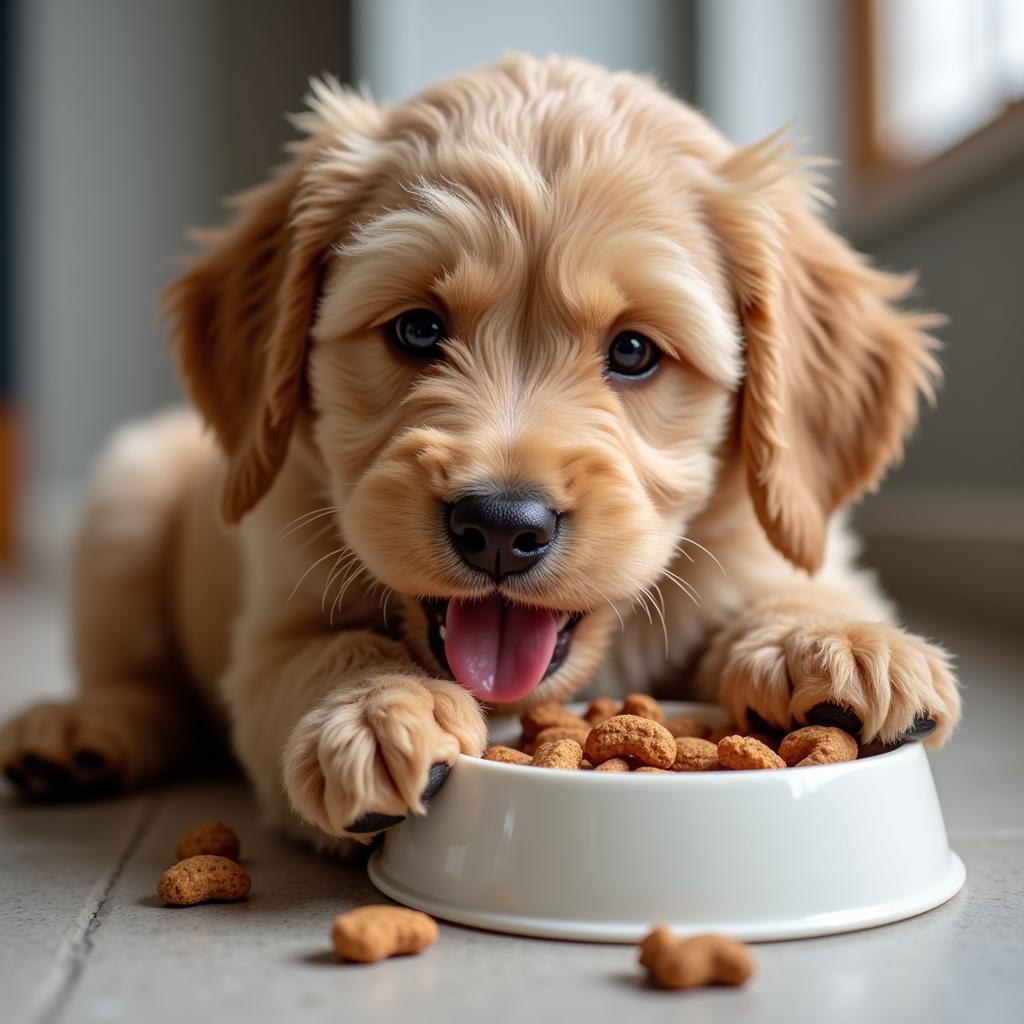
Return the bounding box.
[606,331,661,378]
[389,308,447,357]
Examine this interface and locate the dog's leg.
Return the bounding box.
[1,413,205,799]
[697,586,961,747]
[222,626,486,845]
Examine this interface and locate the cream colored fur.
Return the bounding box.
[0,57,959,846]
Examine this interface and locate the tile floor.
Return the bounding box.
[1,571,1022,1024]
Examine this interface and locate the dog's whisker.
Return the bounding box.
[289,546,346,604]
[321,548,359,614]
[672,543,696,565]
[649,582,670,658]
[661,568,703,608]
[679,536,727,579]
[278,505,343,540]
[593,586,625,632]
[380,587,394,630]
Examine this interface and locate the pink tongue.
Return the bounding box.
[444,597,558,702]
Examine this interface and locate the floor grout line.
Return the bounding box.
[15,791,163,1024]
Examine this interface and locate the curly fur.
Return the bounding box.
[0,56,960,843]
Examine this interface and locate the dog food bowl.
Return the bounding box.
[368,702,964,942]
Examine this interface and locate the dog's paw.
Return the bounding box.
[0,700,135,800]
[283,674,486,842]
[719,619,961,747]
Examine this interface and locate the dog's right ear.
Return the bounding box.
[164,80,382,523]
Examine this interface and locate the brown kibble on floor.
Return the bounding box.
[157,855,251,906]
[174,820,241,862]
[639,927,756,989]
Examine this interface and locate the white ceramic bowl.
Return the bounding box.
[368,702,964,942]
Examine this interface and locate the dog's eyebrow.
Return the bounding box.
[553,231,742,386]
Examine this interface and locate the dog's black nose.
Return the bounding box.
[448,492,558,580]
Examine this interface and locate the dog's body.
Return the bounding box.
[1,57,959,846]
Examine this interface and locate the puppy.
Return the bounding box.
[0,56,960,846]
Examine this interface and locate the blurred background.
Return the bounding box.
[1,0,1022,627]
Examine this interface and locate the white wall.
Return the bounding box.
[352,0,692,102]
[13,0,349,544]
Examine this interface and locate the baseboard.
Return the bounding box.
[854,485,1024,630]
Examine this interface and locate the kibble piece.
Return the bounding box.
[332,906,438,963]
[532,739,584,770]
[524,725,592,755]
[482,745,533,765]
[639,927,756,989]
[520,702,590,741]
[584,715,676,769]
[584,698,621,727]
[779,725,859,767]
[665,715,712,739]
[593,756,631,772]
[672,737,720,772]
[717,735,786,770]
[634,766,670,774]
[157,855,251,906]
[174,820,240,862]
[620,693,667,724]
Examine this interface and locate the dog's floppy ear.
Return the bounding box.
[165,80,382,522]
[701,136,942,572]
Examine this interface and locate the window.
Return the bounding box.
[859,0,1024,170]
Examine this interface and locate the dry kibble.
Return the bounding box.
[779,725,859,767]
[332,906,438,963]
[665,715,712,739]
[593,756,632,772]
[532,739,584,770]
[157,855,251,906]
[482,745,533,765]
[524,725,592,755]
[671,737,720,772]
[174,820,240,862]
[621,693,667,724]
[639,927,756,989]
[634,766,670,774]
[584,698,621,726]
[717,735,786,770]
[520,702,590,741]
[584,715,676,769]
[580,759,594,770]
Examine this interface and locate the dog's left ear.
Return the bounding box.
[701,136,942,573]
[164,80,382,523]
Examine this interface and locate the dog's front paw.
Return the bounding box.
[283,674,486,842]
[719,619,961,747]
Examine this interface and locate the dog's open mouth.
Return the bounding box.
[422,596,583,703]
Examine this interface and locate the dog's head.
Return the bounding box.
[167,56,939,708]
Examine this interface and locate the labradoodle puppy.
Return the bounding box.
[1,55,959,847]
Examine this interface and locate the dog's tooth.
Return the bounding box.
[438,625,447,640]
